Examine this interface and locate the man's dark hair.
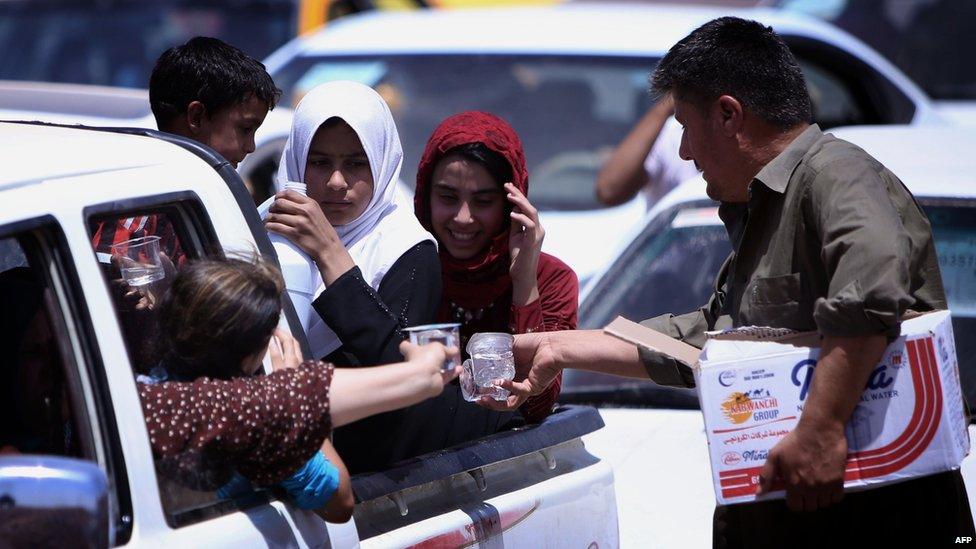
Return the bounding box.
[149,36,281,128]
[651,17,812,129]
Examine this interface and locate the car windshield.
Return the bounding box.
[564,203,728,409]
[0,0,294,89]
[577,204,729,331]
[272,54,660,211]
[567,199,976,410]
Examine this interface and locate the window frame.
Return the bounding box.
[83,191,223,261]
[784,35,917,126]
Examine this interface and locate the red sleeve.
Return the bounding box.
[139,360,334,486]
[510,253,579,334]
[513,253,578,422]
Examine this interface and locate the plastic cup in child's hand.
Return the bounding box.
[111,236,165,287]
[402,323,462,372]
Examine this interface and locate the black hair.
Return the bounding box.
[149,36,281,128]
[650,17,812,129]
[157,255,283,381]
[443,142,513,187]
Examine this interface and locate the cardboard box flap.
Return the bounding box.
[603,316,702,367]
[699,310,952,367]
[706,326,821,348]
[899,309,950,332]
[703,310,948,347]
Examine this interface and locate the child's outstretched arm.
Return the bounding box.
[328,341,460,428]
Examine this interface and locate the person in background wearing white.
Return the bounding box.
[595,94,699,209]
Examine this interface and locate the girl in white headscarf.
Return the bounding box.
[264,80,440,371]
[265,81,444,473]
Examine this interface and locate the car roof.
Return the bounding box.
[654,124,976,213]
[283,4,854,56]
[828,125,976,200]
[279,4,717,58]
[0,123,191,191]
[266,3,913,79]
[0,81,154,126]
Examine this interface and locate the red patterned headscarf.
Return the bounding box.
[414,111,529,310]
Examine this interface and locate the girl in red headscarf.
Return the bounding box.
[415,111,578,428]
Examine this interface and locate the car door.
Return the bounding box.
[73,156,360,546]
[0,214,135,546]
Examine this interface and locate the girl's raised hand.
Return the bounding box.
[265,189,355,284]
[506,182,543,305]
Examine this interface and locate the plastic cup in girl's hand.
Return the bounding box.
[460,332,516,402]
[403,323,462,371]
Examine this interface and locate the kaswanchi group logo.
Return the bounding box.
[721,389,781,424]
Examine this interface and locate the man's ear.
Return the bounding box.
[185,101,208,135]
[716,95,744,136]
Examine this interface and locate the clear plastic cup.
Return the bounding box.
[460,332,516,402]
[402,323,462,372]
[110,236,164,287]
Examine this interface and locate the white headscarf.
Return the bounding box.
[274,80,435,358]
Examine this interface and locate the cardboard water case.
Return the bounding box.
[604,311,969,506]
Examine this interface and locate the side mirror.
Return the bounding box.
[0,455,110,549]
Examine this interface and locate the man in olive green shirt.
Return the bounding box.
[486,16,974,547]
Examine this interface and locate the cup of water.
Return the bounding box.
[460,332,516,402]
[402,323,461,372]
[111,236,165,287]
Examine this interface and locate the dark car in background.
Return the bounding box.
[772,0,976,124]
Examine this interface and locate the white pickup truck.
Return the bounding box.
[0,122,619,548]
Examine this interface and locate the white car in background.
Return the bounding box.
[0,80,155,127]
[569,124,976,547]
[261,2,943,282]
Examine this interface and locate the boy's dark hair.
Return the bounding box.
[651,17,812,129]
[149,36,281,128]
[157,255,284,381]
[444,142,513,187]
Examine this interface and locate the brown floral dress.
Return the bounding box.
[137,360,334,489]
